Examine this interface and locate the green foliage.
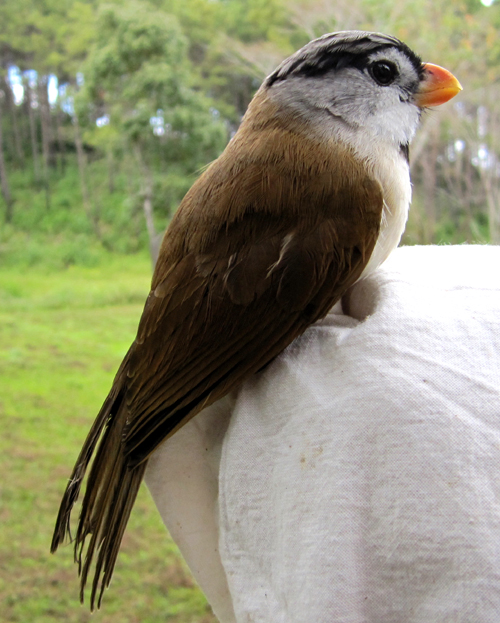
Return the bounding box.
[80,1,227,157]
[88,3,187,94]
[221,0,291,43]
[0,156,150,266]
[0,0,498,260]
[0,0,96,75]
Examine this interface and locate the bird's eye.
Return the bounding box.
[370,61,398,86]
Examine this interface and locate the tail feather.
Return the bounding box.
[92,462,146,609]
[50,386,119,555]
[51,361,147,610]
[77,412,128,605]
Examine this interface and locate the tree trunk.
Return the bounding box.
[462,146,474,241]
[2,76,24,167]
[488,108,500,244]
[38,77,53,210]
[56,106,66,175]
[74,113,100,237]
[25,78,41,184]
[135,144,161,269]
[420,123,439,243]
[107,149,115,194]
[0,98,14,222]
[486,182,499,244]
[38,77,55,167]
[480,166,500,244]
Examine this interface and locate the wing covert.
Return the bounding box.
[123,166,383,465]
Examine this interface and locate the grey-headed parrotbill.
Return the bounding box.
[51,31,462,609]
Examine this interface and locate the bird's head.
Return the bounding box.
[254,31,461,156]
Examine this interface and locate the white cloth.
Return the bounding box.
[145,245,500,623]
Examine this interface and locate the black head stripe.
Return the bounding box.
[400,142,410,163]
[265,31,423,87]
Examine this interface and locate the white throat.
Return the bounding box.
[322,122,412,279]
[347,132,412,278]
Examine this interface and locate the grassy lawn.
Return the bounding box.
[0,253,217,623]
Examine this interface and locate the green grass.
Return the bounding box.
[0,254,217,623]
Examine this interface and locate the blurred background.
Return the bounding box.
[0,0,498,621]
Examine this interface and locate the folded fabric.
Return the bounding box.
[146,244,500,623]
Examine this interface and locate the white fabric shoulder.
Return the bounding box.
[146,245,500,623]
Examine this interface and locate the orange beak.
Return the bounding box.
[413,63,462,108]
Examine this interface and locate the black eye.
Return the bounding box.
[370,61,398,86]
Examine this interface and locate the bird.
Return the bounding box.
[51,30,461,610]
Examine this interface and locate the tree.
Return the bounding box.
[0,90,14,221]
[80,0,227,264]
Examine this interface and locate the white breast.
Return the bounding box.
[361,147,411,278]
[339,128,412,279]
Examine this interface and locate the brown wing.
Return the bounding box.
[51,126,383,609]
[121,128,384,464]
[124,216,379,466]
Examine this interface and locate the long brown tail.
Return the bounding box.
[51,364,146,610]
